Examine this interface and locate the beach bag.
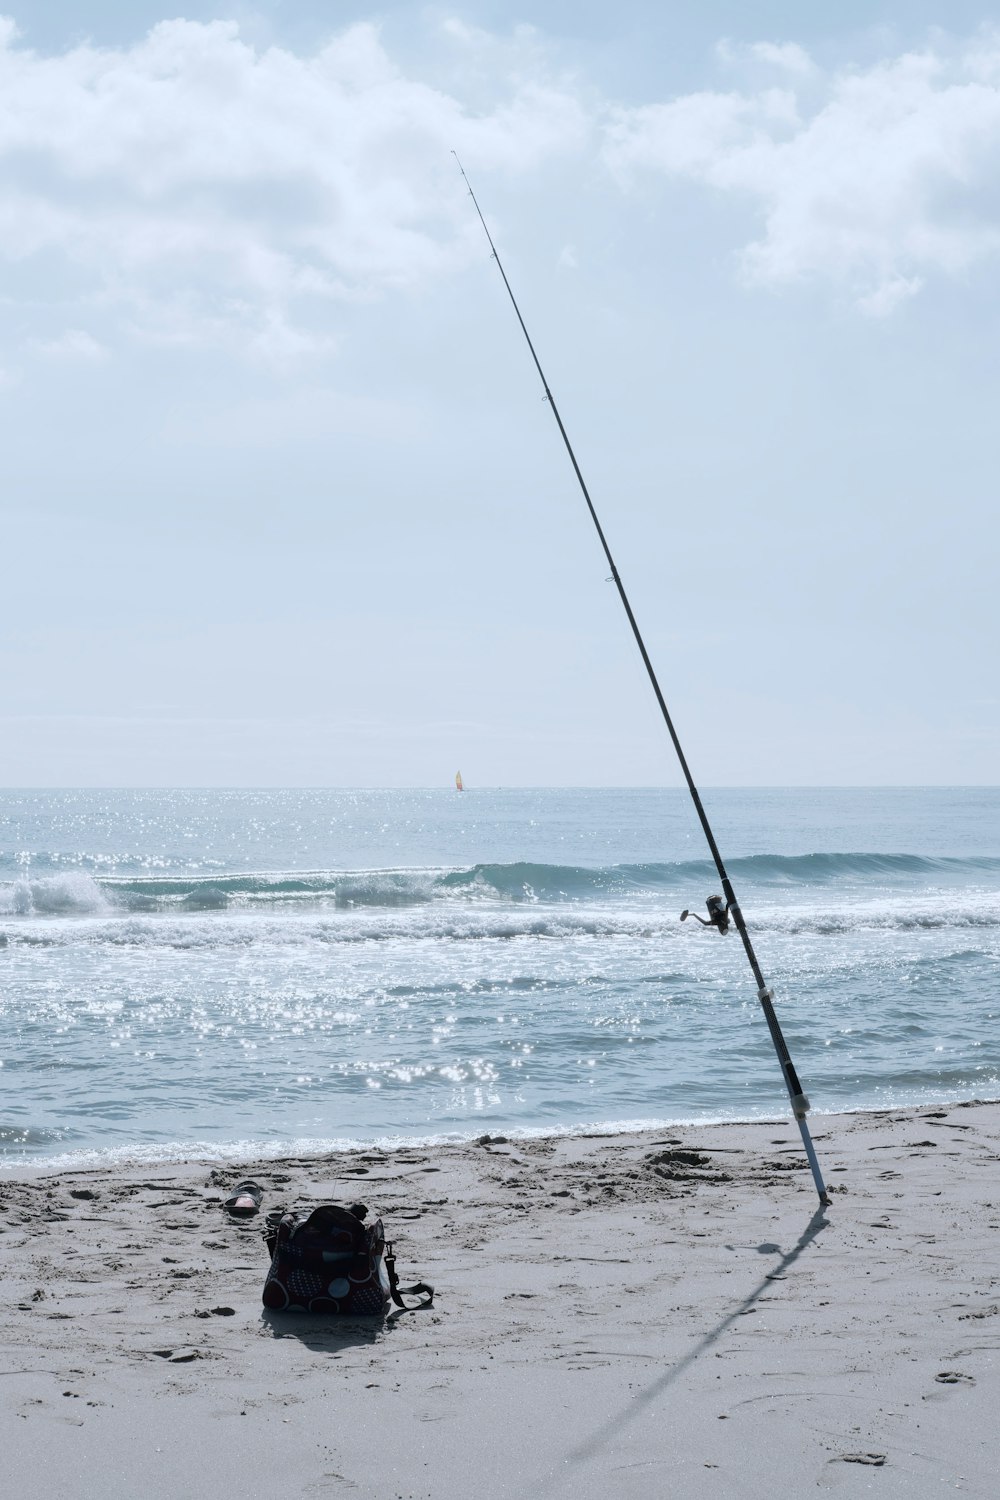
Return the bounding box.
[262,1204,433,1315]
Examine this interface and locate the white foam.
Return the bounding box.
[0,873,111,918]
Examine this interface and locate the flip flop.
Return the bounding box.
[224,1180,263,1217]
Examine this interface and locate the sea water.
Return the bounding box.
[1,787,998,1166]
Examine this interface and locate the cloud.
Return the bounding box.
[748,42,816,77]
[0,17,589,356]
[605,32,1000,311]
[4,15,1000,343]
[28,329,108,360]
[716,39,816,78]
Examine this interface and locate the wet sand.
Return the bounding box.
[1,1102,998,1497]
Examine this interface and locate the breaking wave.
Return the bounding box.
[2,851,997,922]
[0,873,111,918]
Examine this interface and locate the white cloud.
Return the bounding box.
[4,15,1000,342]
[748,42,816,77]
[29,329,108,360]
[856,273,924,317]
[605,33,1000,312]
[716,38,816,78]
[0,18,589,356]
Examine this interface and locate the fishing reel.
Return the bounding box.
[680,894,730,934]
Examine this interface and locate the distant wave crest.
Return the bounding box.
[0,852,997,923]
[437,852,1000,899]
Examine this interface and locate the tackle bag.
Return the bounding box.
[261,1203,433,1315]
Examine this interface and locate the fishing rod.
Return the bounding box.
[454,153,829,1207]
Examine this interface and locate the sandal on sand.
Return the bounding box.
[224,1181,263,1217]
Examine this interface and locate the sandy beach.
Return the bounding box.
[1,1102,998,1498]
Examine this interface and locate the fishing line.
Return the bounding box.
[454,153,829,1206]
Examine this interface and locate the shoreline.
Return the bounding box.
[5,1092,1000,1178]
[3,1099,1000,1496]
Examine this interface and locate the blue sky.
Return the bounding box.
[2,3,999,785]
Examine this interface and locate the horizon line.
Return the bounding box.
[1,784,998,793]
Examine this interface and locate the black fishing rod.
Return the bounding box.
[455,154,829,1206]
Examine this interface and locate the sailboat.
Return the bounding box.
[455,771,464,792]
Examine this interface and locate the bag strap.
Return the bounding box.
[384,1243,434,1311]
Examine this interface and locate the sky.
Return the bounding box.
[1,2,999,787]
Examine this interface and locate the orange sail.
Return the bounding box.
[455,771,464,792]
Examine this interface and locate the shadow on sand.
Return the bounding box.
[544,1203,830,1492]
[259,1302,422,1353]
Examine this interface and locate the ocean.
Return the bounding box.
[1,787,997,1168]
